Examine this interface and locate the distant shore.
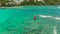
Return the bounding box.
[0,5,57,9]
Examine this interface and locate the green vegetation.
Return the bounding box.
[21,0,59,5]
[0,0,60,7]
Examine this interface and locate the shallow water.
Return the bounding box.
[0,6,60,34]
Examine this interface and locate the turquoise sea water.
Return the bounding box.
[0,6,60,34]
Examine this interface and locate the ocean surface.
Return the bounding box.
[0,6,60,34]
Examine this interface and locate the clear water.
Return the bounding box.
[0,6,60,34]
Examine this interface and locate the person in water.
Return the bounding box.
[34,16,36,21]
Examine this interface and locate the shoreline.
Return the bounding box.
[0,5,58,9]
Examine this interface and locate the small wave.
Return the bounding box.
[56,17,60,20]
[39,15,52,18]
